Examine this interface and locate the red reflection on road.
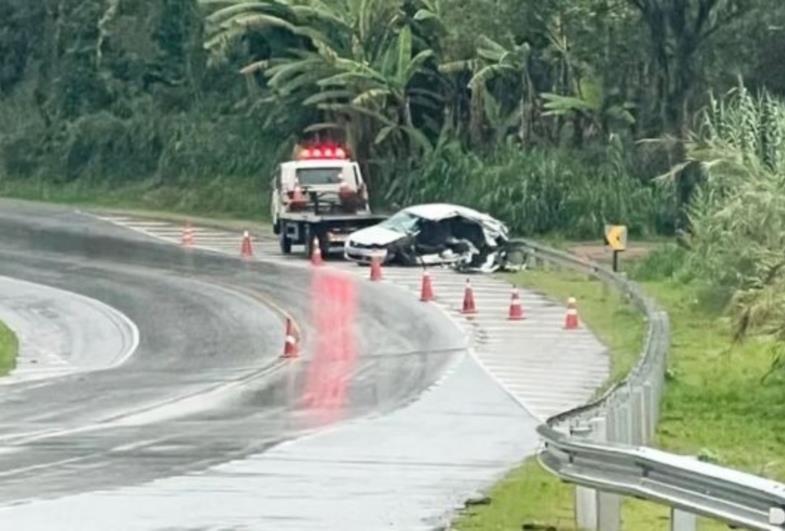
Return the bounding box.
[303,269,358,424]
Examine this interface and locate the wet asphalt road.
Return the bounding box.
[0,200,465,507]
[0,274,138,383]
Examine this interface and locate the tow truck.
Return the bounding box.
[270,144,386,258]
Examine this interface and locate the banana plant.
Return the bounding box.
[199,0,438,160]
[542,75,636,145]
[440,35,534,146]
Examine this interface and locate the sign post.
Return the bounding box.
[604,225,627,273]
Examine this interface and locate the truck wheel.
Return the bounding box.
[279,232,292,254]
[272,218,280,235]
[320,238,329,259]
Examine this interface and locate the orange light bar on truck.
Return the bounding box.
[298,145,348,160]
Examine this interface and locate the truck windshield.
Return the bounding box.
[380,211,420,233]
[296,168,343,185]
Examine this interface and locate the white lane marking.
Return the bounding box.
[478,364,609,376]
[119,221,173,227]
[109,437,170,454]
[0,457,86,479]
[95,215,610,423]
[0,276,140,385]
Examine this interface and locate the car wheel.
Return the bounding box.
[279,232,292,254]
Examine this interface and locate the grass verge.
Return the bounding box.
[456,260,785,530]
[0,321,19,377]
[0,183,273,236]
[0,176,268,222]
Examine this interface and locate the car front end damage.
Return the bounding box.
[345,204,521,272]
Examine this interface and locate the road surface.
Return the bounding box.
[0,200,463,507]
[0,199,609,529]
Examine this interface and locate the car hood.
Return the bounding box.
[348,225,406,246]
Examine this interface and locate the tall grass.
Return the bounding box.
[673,85,785,342]
[383,135,667,238]
[0,104,284,217]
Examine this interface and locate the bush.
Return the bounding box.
[632,243,689,281]
[382,135,664,239]
[662,85,785,344]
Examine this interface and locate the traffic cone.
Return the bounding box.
[282,317,299,358]
[564,297,580,330]
[420,270,434,302]
[310,237,323,266]
[181,221,194,248]
[240,230,253,259]
[370,255,383,281]
[461,278,477,315]
[508,287,525,321]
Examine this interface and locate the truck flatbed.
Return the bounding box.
[278,212,387,223]
[276,211,387,257]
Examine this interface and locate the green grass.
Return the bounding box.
[0,175,269,221]
[456,261,785,530]
[647,281,785,480]
[0,178,274,237]
[0,321,18,377]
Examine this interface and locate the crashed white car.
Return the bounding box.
[344,203,512,272]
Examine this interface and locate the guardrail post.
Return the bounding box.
[606,404,618,443]
[611,402,626,445]
[592,417,621,531]
[573,418,621,531]
[670,507,696,531]
[526,250,537,270]
[642,382,655,443]
[631,386,647,445]
[573,423,598,530]
[629,389,641,446]
[616,394,634,446]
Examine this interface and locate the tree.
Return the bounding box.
[200,0,441,167]
[542,76,635,147]
[627,0,753,133]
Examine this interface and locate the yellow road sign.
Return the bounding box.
[604,225,627,252]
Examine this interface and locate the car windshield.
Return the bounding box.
[296,167,343,185]
[379,211,420,233]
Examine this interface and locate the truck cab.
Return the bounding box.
[270,145,383,258]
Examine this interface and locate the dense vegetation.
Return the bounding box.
[4,3,785,524]
[3,0,785,339]
[1,0,784,234]
[458,264,785,530]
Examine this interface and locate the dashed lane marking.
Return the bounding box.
[96,214,610,420]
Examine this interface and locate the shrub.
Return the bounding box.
[382,135,662,238]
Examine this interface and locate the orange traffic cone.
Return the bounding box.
[181,221,194,248]
[508,287,525,321]
[240,230,253,259]
[461,278,477,315]
[564,297,580,330]
[420,270,434,302]
[310,237,323,266]
[282,317,299,358]
[370,255,383,281]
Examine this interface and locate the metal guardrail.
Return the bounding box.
[512,239,785,531]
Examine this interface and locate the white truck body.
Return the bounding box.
[269,152,385,257]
